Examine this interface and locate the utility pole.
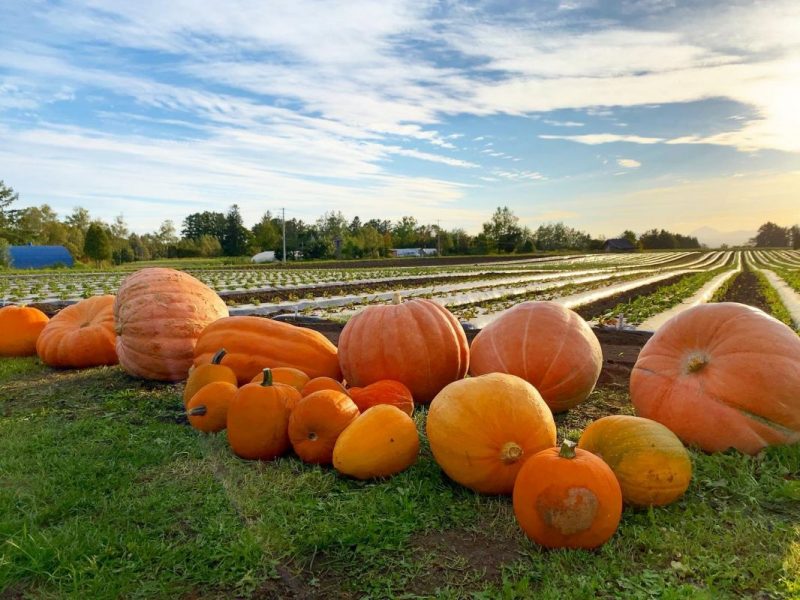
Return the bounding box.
[436,219,441,256]
[282,207,286,263]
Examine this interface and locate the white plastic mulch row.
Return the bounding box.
[745,253,800,330]
[635,253,742,332]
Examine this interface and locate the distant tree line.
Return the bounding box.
[750,222,800,249]
[3,179,794,266]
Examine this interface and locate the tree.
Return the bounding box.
[620,230,639,248]
[182,211,226,241]
[84,222,112,265]
[482,206,526,252]
[392,216,419,248]
[534,222,591,251]
[251,212,281,251]
[752,222,789,247]
[0,180,20,241]
[222,205,251,256]
[791,225,800,250]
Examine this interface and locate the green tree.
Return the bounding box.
[182,211,226,240]
[84,222,112,265]
[752,222,789,247]
[222,205,251,256]
[482,206,526,252]
[392,216,419,248]
[791,225,800,250]
[251,212,281,251]
[620,230,639,248]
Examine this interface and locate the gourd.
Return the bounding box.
[513,441,622,549]
[630,302,800,454]
[469,301,602,412]
[426,373,556,494]
[338,295,469,403]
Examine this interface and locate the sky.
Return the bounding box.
[1,0,799,241]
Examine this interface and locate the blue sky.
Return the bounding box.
[1,0,799,241]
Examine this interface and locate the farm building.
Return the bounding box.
[252,250,276,263]
[8,244,74,268]
[390,248,438,257]
[602,238,636,252]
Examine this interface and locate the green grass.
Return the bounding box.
[1,360,798,598]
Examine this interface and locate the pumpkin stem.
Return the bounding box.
[211,348,227,364]
[260,368,273,387]
[500,441,523,464]
[392,292,402,305]
[188,406,207,417]
[685,352,708,374]
[559,439,577,459]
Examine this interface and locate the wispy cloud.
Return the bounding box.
[617,158,642,168]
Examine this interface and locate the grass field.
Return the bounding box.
[1,357,798,599]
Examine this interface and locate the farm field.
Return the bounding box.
[1,250,800,599]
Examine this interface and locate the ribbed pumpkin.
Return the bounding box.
[183,349,238,406]
[186,381,238,433]
[426,373,557,494]
[578,415,692,507]
[349,380,414,416]
[513,441,622,549]
[36,295,117,368]
[114,268,228,381]
[227,370,291,460]
[194,316,340,385]
[301,376,349,397]
[469,301,602,413]
[288,390,360,464]
[338,295,469,403]
[0,305,49,357]
[333,404,420,479]
[630,302,800,454]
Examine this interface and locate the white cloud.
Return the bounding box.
[540,134,664,144]
[543,120,585,127]
[617,158,642,168]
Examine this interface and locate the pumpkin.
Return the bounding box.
[630,302,800,454]
[288,390,360,464]
[186,381,238,433]
[278,383,302,413]
[338,295,469,403]
[194,316,340,385]
[251,366,310,392]
[469,301,602,413]
[426,373,557,494]
[349,380,414,416]
[513,440,622,549]
[578,415,692,507]
[333,404,419,479]
[183,348,238,406]
[301,376,348,397]
[34,296,116,367]
[227,369,291,460]
[0,305,49,357]
[114,268,228,381]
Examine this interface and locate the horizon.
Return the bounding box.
[1,1,799,238]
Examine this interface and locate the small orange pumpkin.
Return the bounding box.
[513,440,622,549]
[469,301,602,413]
[630,302,800,454]
[227,369,291,460]
[288,390,360,464]
[251,366,310,392]
[0,305,49,357]
[333,404,420,479]
[186,381,238,433]
[35,295,117,368]
[301,376,349,397]
[578,415,692,507]
[426,373,557,494]
[183,348,238,406]
[349,380,414,416]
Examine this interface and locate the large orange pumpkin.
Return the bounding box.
[578,415,692,507]
[0,305,49,357]
[630,302,800,454]
[333,404,419,479]
[114,268,228,381]
[227,370,292,460]
[193,316,340,385]
[288,390,360,464]
[469,301,602,413]
[513,440,622,549]
[338,296,469,403]
[426,373,557,494]
[36,295,117,368]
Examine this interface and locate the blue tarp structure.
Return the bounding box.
[8,245,74,268]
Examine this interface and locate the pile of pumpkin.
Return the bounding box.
[1,267,799,551]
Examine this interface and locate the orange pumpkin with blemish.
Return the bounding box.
[288,390,359,464]
[513,440,622,549]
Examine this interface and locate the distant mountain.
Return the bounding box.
[690,226,755,248]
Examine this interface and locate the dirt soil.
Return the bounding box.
[715,269,772,314]
[572,273,687,321]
